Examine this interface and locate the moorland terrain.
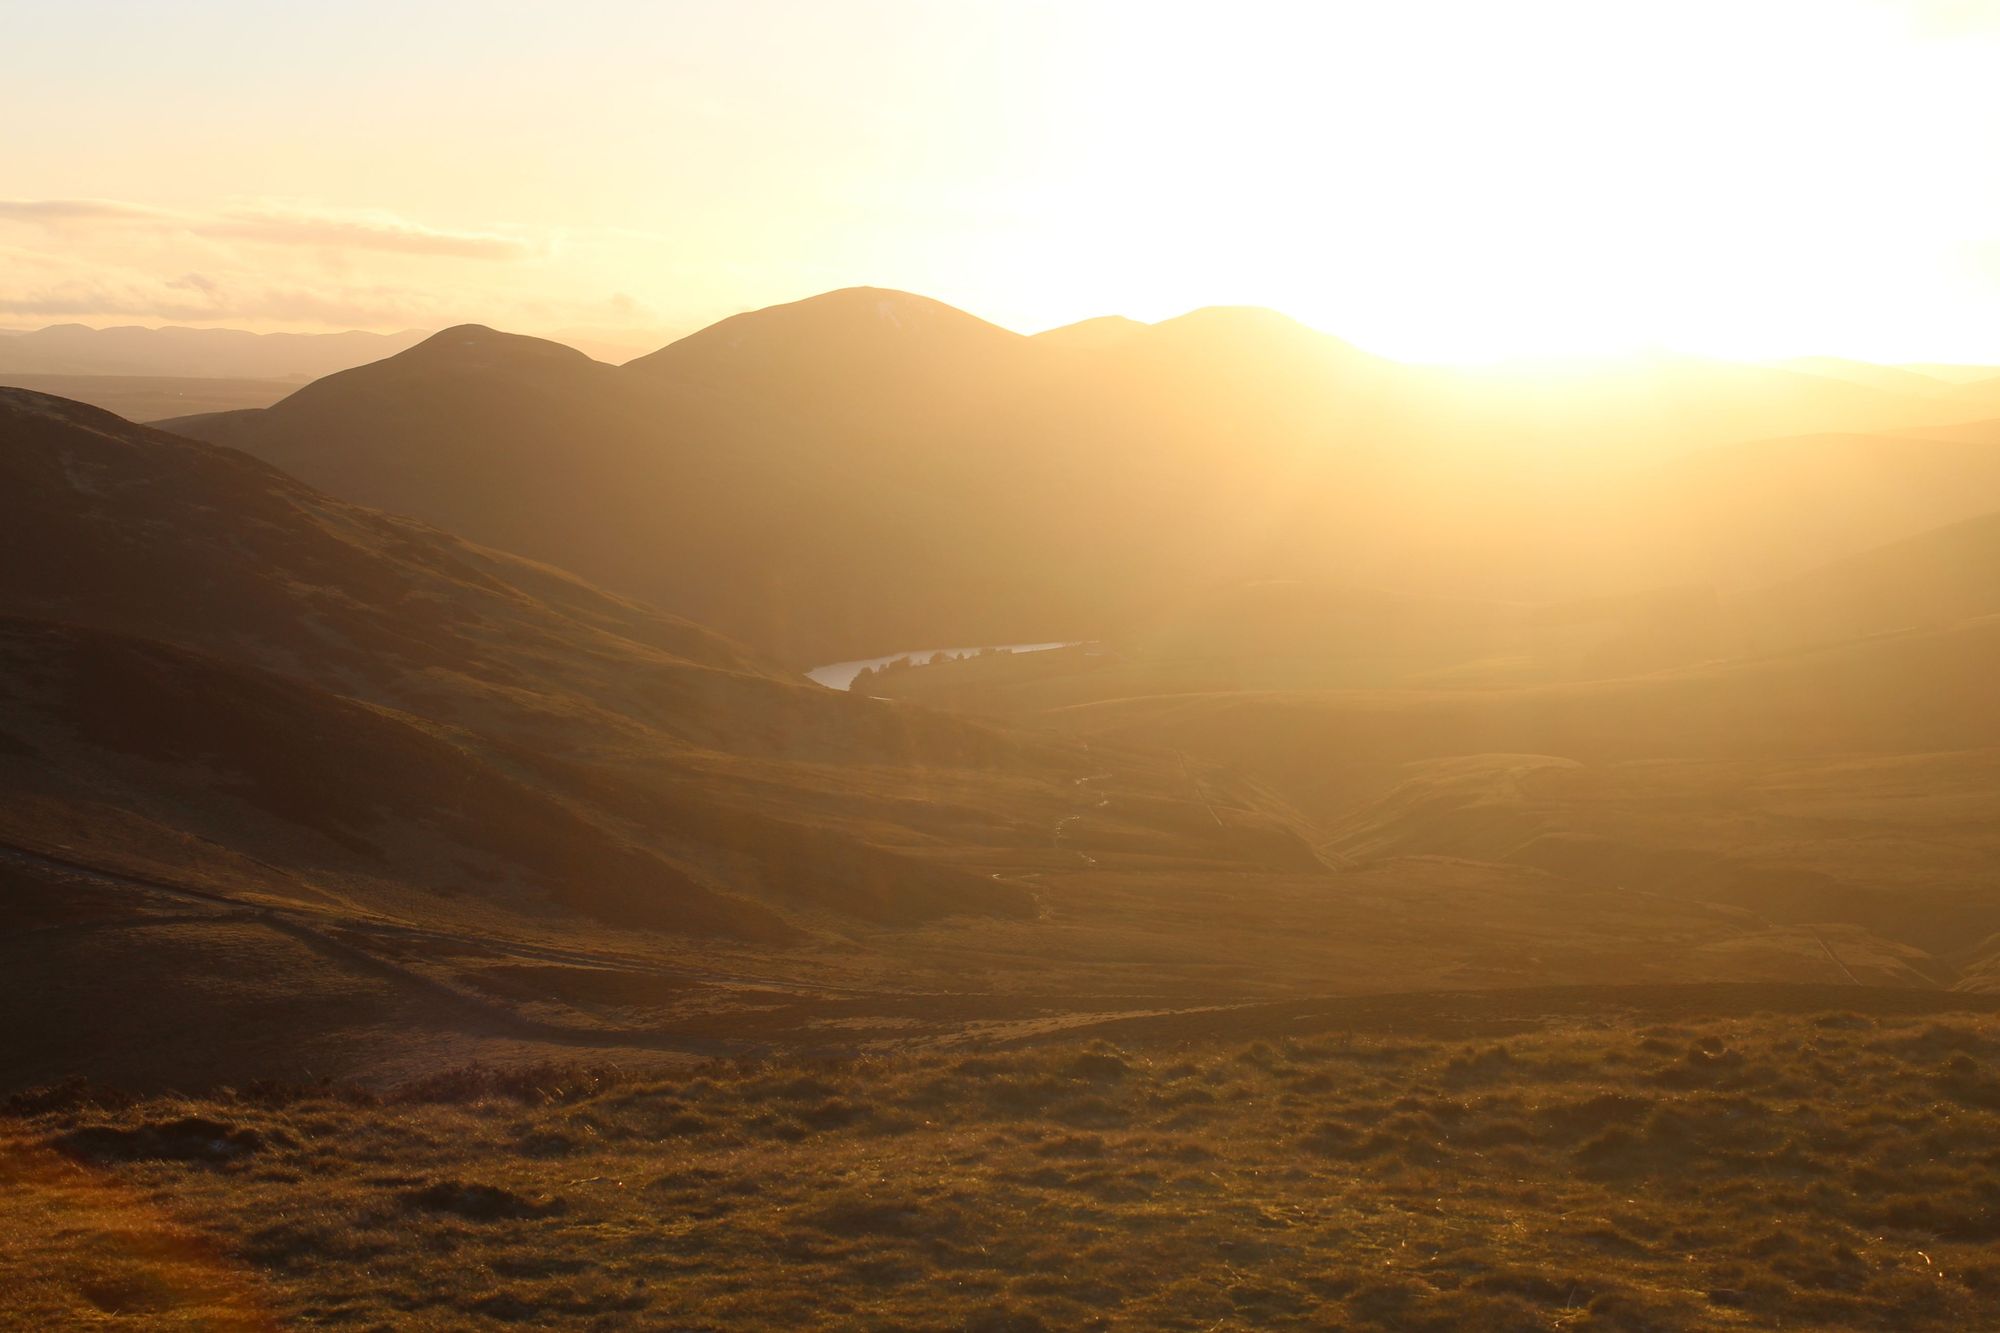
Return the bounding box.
[7,291,2000,1328]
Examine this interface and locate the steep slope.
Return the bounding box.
[0,616,788,941]
[0,384,775,746]
[0,386,1073,938]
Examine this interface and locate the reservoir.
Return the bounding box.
[806,642,1078,691]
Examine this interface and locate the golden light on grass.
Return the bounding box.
[0,1131,273,1329]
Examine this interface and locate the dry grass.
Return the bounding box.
[8,1009,2000,1329]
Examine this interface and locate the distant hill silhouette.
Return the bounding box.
[159,289,2000,666]
[1741,510,2000,651]
[165,315,1090,663]
[1030,314,1150,353]
[625,286,1027,418]
[1773,356,1956,397]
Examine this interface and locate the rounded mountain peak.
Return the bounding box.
[622,287,1020,381]
[1145,306,1377,366]
[400,324,597,369]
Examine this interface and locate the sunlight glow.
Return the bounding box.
[995,0,2000,361]
[3,0,1997,361]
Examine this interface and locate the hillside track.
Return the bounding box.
[993,979,2000,1049]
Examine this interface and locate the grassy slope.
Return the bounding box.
[0,388,1093,948]
[1051,615,2000,774]
[29,386,1903,1094]
[1316,749,2000,957]
[0,388,1384,1087]
[9,994,2000,1329]
[864,537,2000,989]
[1036,624,2000,958]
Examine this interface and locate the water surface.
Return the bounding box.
[806,642,1078,691]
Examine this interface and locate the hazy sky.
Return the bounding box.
[5,0,1999,361]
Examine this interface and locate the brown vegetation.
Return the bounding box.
[11,285,2000,1331]
[8,1000,2000,1328]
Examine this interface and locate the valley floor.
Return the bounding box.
[8,987,2000,1330]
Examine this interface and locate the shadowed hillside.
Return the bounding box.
[7,386,1945,1095]
[0,390,1176,1082]
[0,391,1099,946]
[159,290,2000,667]
[162,317,1070,664]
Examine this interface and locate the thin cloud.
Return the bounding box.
[0,198,534,260]
[208,206,536,260]
[0,198,165,223]
[0,273,441,328]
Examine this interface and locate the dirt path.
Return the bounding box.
[0,841,852,997]
[0,843,766,1055]
[1812,928,1864,986]
[986,980,2000,1050]
[1176,749,1227,827]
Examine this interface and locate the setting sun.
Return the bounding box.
[1008,0,2000,361]
[6,1,1999,362]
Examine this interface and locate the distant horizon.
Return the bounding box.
[5,288,2000,376]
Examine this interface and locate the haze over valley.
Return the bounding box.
[8,1,2000,1327]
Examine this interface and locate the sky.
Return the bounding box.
[4,0,1999,362]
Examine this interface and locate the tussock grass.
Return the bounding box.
[6,1012,2000,1327]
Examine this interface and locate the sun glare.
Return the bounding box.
[990,0,2000,363]
[3,1,1996,361]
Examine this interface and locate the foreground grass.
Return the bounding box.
[8,1010,2000,1329]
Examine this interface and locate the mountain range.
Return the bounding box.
[1,384,1377,1086]
[11,286,2000,1091]
[157,287,2000,666]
